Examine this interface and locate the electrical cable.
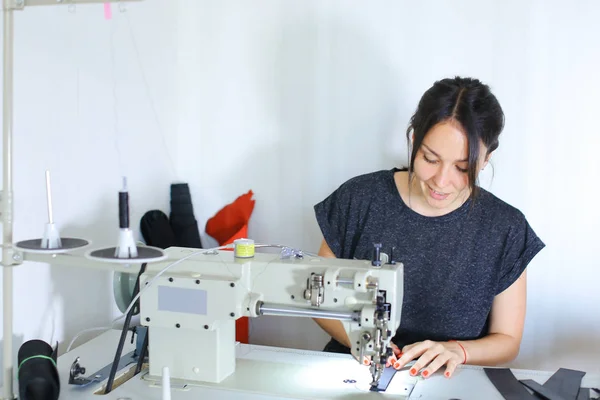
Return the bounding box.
[134,327,148,375]
[104,262,147,394]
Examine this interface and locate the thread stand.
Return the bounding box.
[14,171,89,254]
[85,178,166,264]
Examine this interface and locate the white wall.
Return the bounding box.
[1,0,599,387]
[0,0,178,385]
[176,0,600,373]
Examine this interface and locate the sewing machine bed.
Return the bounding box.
[32,330,600,399]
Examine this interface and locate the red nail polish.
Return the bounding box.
[445,371,450,378]
[422,371,429,377]
[410,368,416,375]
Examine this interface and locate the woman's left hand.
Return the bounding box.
[391,340,465,378]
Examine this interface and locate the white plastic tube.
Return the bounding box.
[162,366,171,400]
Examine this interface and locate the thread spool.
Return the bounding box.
[234,238,255,258]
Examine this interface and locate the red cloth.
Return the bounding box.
[205,190,255,343]
[205,190,255,246]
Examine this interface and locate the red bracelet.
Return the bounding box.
[450,340,467,364]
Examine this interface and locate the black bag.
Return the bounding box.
[140,209,177,249]
[139,183,203,250]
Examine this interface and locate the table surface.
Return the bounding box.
[5,330,600,399]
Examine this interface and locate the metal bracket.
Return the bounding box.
[0,190,21,267]
[1,246,23,267]
[4,0,24,10]
[3,0,21,10]
[10,249,22,265]
[69,350,138,386]
[4,0,143,11]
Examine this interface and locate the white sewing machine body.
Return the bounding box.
[139,246,403,386]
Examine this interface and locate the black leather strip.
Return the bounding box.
[369,366,397,392]
[576,388,590,400]
[543,368,586,400]
[484,368,537,400]
[520,379,567,400]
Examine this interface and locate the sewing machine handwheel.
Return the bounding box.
[113,271,138,315]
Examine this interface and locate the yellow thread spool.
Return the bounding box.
[234,238,255,258]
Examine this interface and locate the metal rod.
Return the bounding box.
[45,170,53,223]
[259,303,359,321]
[336,278,353,286]
[1,274,13,400]
[21,0,143,7]
[2,2,15,398]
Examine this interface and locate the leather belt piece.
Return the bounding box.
[576,387,589,400]
[484,367,589,400]
[542,368,586,400]
[484,368,537,399]
[520,379,567,400]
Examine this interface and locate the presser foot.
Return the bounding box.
[368,361,385,391]
[369,363,403,393]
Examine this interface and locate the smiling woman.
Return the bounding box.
[402,121,481,217]
[404,77,503,217]
[312,76,545,380]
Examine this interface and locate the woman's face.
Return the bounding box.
[412,120,489,214]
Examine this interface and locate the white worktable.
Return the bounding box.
[9,330,600,399]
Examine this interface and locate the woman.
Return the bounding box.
[312,76,545,379]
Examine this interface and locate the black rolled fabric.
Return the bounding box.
[18,340,60,400]
[169,183,203,248]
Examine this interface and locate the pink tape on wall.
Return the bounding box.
[104,3,112,20]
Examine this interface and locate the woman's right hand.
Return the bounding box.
[386,342,403,368]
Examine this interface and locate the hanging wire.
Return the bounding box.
[124,12,177,179]
[109,14,126,178]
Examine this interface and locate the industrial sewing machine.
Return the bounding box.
[15,241,406,399]
[135,243,402,390]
